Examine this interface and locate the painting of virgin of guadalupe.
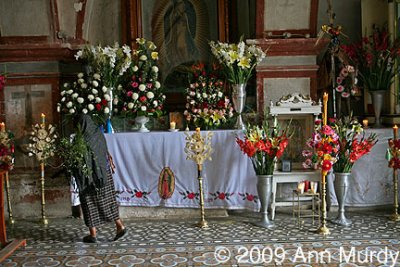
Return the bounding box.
[152,0,211,91]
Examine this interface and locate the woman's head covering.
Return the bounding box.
[73,114,108,193]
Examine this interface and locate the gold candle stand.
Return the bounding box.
[196,164,208,228]
[317,173,330,235]
[5,172,14,224]
[40,162,48,225]
[317,92,330,236]
[391,168,400,221]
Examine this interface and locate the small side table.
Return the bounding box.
[292,190,320,227]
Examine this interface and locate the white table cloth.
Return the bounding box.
[104,130,260,210]
[70,128,396,211]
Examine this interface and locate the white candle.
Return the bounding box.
[170,121,176,129]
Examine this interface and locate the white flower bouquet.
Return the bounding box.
[27,124,57,162]
[115,38,166,117]
[57,72,113,124]
[209,38,266,84]
[75,43,132,88]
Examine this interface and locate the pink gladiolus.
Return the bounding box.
[336,85,345,93]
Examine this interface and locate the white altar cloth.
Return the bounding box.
[104,130,260,210]
[327,128,395,207]
[71,128,395,212]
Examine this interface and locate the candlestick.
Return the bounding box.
[0,122,5,132]
[317,92,330,236]
[323,92,328,125]
[394,125,398,140]
[41,113,46,127]
[362,119,369,128]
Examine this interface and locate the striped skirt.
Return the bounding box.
[80,170,120,228]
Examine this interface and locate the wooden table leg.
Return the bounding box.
[0,171,26,263]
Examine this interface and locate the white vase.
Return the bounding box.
[135,116,150,133]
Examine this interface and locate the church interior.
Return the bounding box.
[1,0,400,266]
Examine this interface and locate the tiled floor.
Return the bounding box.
[1,210,400,266]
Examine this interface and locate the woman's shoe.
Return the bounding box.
[113,228,127,241]
[82,235,97,243]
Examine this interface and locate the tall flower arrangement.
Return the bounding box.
[115,38,165,117]
[75,43,132,88]
[302,120,340,175]
[184,63,234,129]
[236,123,290,175]
[341,26,400,91]
[332,117,377,173]
[57,72,112,124]
[388,139,400,169]
[209,38,266,84]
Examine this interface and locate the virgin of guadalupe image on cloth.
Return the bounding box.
[152,0,210,90]
[158,167,176,199]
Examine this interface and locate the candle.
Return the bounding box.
[323,92,328,126]
[394,125,398,140]
[0,122,5,132]
[41,113,46,126]
[363,119,368,128]
[170,121,176,130]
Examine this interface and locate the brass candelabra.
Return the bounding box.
[5,171,14,224]
[317,92,330,236]
[184,128,213,228]
[40,162,48,225]
[389,125,400,221]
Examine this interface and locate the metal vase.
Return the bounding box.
[253,175,274,228]
[332,172,352,226]
[231,84,246,130]
[370,90,386,128]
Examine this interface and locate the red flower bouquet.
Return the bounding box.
[341,26,400,91]
[302,120,340,175]
[388,139,400,169]
[332,117,377,173]
[236,123,291,175]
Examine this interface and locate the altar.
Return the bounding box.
[104,127,395,213]
[104,130,260,211]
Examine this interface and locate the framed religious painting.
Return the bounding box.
[255,0,319,38]
[122,0,229,109]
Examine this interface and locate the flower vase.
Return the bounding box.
[370,90,386,128]
[331,172,352,226]
[135,115,150,133]
[231,84,246,130]
[253,175,274,228]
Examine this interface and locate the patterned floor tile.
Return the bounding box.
[1,210,400,266]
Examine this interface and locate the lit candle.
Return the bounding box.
[41,113,46,126]
[323,92,328,126]
[394,125,398,140]
[0,122,5,132]
[170,121,176,130]
[362,119,369,128]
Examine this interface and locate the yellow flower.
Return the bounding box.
[136,38,146,45]
[148,42,157,50]
[228,51,239,62]
[151,52,159,60]
[238,57,251,68]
